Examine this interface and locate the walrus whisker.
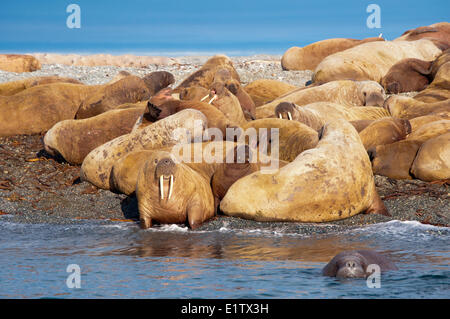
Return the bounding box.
[200,94,209,102]
[287,112,293,121]
[208,95,217,104]
[159,175,164,199]
[168,175,173,200]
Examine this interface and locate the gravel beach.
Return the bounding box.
[0,56,448,231]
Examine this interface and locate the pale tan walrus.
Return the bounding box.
[220,119,388,222]
[0,76,83,96]
[244,79,298,107]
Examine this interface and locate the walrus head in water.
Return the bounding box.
[136,152,215,229]
[356,81,386,107]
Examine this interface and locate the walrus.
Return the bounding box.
[179,86,210,102]
[381,58,432,93]
[410,132,450,181]
[395,22,450,48]
[0,76,83,96]
[208,81,248,126]
[430,49,450,78]
[0,54,41,73]
[136,151,216,229]
[75,75,150,119]
[244,79,298,107]
[322,250,398,278]
[255,80,385,119]
[281,37,384,71]
[174,55,240,92]
[274,102,390,131]
[146,99,235,136]
[384,96,450,119]
[43,104,146,164]
[141,71,175,95]
[242,118,319,162]
[413,62,450,103]
[406,119,450,143]
[409,113,450,131]
[349,119,376,132]
[220,119,389,222]
[313,40,442,84]
[368,140,423,179]
[80,109,207,190]
[358,118,411,150]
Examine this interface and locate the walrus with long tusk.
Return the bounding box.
[136,151,216,229]
[322,250,398,278]
[207,81,248,126]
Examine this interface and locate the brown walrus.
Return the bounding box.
[255,80,386,119]
[80,109,207,190]
[0,54,41,73]
[322,250,398,278]
[274,102,390,131]
[410,132,450,181]
[43,105,146,164]
[220,119,389,222]
[281,37,384,71]
[136,151,216,229]
[381,58,432,93]
[244,79,298,107]
[395,22,450,48]
[0,76,83,96]
[409,113,450,131]
[141,71,175,95]
[406,119,450,143]
[207,81,247,126]
[358,118,411,150]
[174,55,240,92]
[413,62,450,103]
[384,96,450,119]
[313,40,442,84]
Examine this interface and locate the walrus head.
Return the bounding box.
[142,71,175,95]
[334,253,368,278]
[154,157,177,202]
[357,81,386,107]
[274,102,299,121]
[179,86,209,101]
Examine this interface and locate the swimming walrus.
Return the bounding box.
[220,119,389,222]
[43,104,146,164]
[136,151,216,229]
[313,40,442,84]
[244,79,298,107]
[173,55,240,92]
[80,109,207,190]
[381,58,432,94]
[274,102,390,131]
[0,76,83,96]
[410,132,450,181]
[358,117,411,150]
[255,80,386,119]
[281,37,384,71]
[322,250,398,278]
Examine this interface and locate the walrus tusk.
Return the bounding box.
[278,113,282,119]
[378,33,383,38]
[208,95,217,104]
[159,175,164,200]
[168,175,173,200]
[287,112,292,121]
[200,94,209,102]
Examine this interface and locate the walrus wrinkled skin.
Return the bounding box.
[395,22,450,48]
[409,113,450,131]
[381,58,432,93]
[384,96,450,120]
[413,62,450,103]
[358,118,411,150]
[220,119,388,222]
[244,79,298,107]
[136,151,216,229]
[242,118,319,162]
[80,109,207,190]
[322,250,398,278]
[0,54,41,73]
[0,76,83,96]
[368,140,423,179]
[75,75,150,119]
[43,105,146,164]
[313,40,442,84]
[208,81,247,126]
[411,132,450,181]
[282,37,384,71]
[274,101,390,131]
[406,119,450,143]
[174,55,240,92]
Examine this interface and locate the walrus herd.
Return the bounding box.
[0,22,448,239]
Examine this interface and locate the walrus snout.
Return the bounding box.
[275,102,296,120]
[365,91,385,107]
[155,158,176,200]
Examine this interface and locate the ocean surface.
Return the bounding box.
[0,216,449,298]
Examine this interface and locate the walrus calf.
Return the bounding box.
[381,58,432,93]
[322,250,398,278]
[255,80,385,119]
[220,119,388,222]
[313,40,442,84]
[281,37,384,71]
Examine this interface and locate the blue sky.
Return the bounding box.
[0,0,448,55]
